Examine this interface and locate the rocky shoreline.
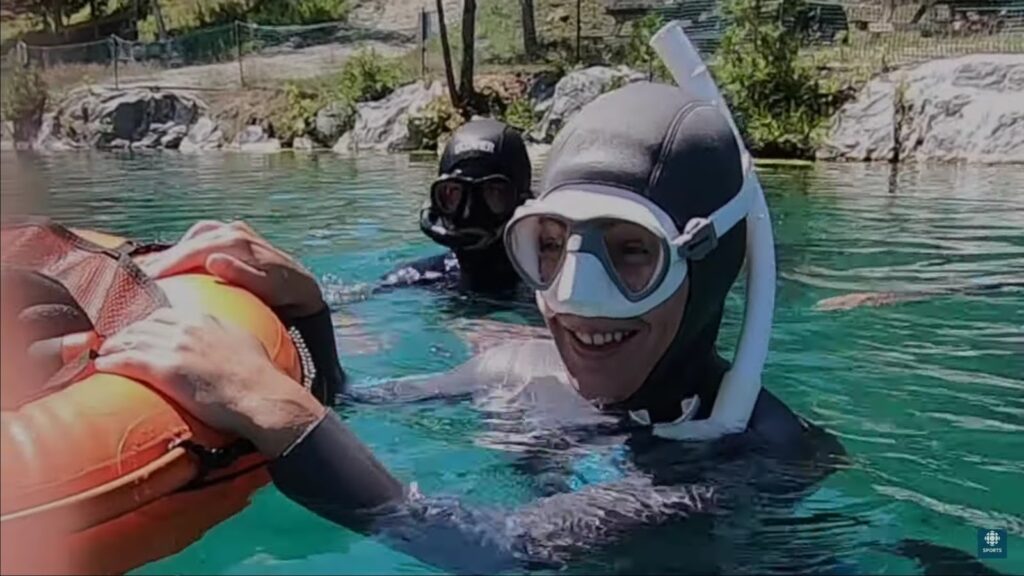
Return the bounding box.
[818,54,1024,164]
[4,54,1022,164]
[4,65,645,158]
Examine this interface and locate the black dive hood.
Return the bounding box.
[540,82,748,421]
[420,119,532,251]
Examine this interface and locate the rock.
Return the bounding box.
[332,132,354,155]
[179,116,223,153]
[160,124,188,148]
[314,102,354,145]
[44,86,205,150]
[527,71,560,117]
[341,81,444,153]
[531,66,645,143]
[819,54,1024,164]
[526,142,551,167]
[292,136,315,151]
[229,124,281,152]
[234,125,269,146]
[32,113,77,152]
[240,140,282,153]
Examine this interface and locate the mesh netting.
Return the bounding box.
[0,220,167,338]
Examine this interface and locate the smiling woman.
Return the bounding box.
[545,282,689,405]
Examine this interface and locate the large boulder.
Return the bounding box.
[531,66,645,143]
[178,116,224,153]
[314,101,355,145]
[333,81,444,154]
[292,136,315,151]
[32,113,80,151]
[45,86,205,150]
[229,124,281,153]
[819,54,1024,163]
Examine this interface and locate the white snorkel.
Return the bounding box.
[647,22,778,440]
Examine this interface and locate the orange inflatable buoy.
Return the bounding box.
[0,222,304,575]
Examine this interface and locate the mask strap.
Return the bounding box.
[674,173,753,261]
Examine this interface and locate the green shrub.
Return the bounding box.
[267,49,408,145]
[1,64,48,140]
[408,96,466,151]
[247,0,349,25]
[267,83,323,145]
[477,0,524,64]
[198,0,349,27]
[138,0,350,41]
[502,97,537,132]
[624,13,670,80]
[336,49,411,103]
[714,0,849,158]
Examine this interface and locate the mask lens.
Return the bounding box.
[480,178,517,216]
[601,221,666,295]
[432,181,466,215]
[507,214,569,288]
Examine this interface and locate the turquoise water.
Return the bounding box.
[1,151,1021,575]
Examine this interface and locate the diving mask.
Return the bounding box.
[505,180,752,319]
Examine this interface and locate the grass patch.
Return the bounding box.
[133,0,350,41]
[263,47,412,144]
[713,0,855,158]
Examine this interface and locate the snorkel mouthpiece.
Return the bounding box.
[648,21,777,440]
[419,205,499,251]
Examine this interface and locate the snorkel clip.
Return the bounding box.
[648,21,777,441]
[675,217,718,261]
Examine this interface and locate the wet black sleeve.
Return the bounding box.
[269,413,718,573]
[288,306,346,405]
[378,252,453,288]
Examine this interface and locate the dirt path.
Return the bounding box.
[114,39,413,90]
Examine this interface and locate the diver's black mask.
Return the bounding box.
[420,171,524,251]
[419,119,532,252]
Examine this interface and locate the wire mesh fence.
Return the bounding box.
[2,20,417,92]
[2,2,1022,94]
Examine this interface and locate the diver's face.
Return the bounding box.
[545,280,690,404]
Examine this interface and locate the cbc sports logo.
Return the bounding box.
[978,528,1007,559]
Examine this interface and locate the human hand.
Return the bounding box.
[94,308,326,457]
[0,266,98,392]
[138,220,325,320]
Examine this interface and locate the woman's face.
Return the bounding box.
[544,279,690,405]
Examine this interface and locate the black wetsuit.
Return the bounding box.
[377,118,533,299]
[279,83,1000,574]
[286,310,999,576]
[374,240,536,313]
[277,83,847,572]
[275,317,846,572]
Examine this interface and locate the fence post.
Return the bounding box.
[419,8,427,79]
[110,36,119,89]
[16,40,27,67]
[575,0,582,63]
[235,21,246,88]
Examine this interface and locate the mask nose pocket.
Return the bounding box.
[554,252,621,309]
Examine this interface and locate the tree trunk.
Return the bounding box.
[459,0,477,109]
[519,0,538,58]
[435,0,461,109]
[90,0,100,39]
[52,0,65,35]
[152,0,168,40]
